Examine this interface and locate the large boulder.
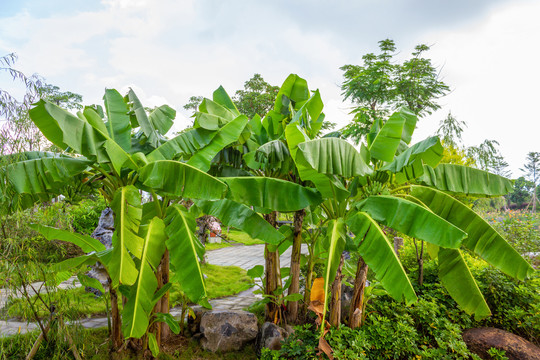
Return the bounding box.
[200,310,258,352]
[462,327,540,360]
[86,208,115,296]
[256,322,289,354]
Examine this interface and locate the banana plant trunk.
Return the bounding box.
[264,212,282,322]
[157,250,170,342]
[287,209,305,323]
[109,283,123,349]
[302,248,315,318]
[329,254,345,327]
[349,255,368,329]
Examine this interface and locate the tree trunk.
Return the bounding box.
[287,209,304,324]
[109,284,123,350]
[329,254,345,327]
[302,250,315,318]
[349,256,368,329]
[264,212,281,323]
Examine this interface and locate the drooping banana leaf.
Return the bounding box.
[165,205,209,305]
[438,247,491,319]
[148,104,175,136]
[285,123,350,201]
[368,108,418,162]
[297,138,372,178]
[54,248,112,272]
[123,217,167,338]
[193,199,284,244]
[319,218,346,335]
[382,136,443,183]
[411,186,534,280]
[109,186,143,287]
[356,195,466,248]
[418,164,513,196]
[346,212,417,304]
[195,97,237,130]
[6,156,92,195]
[187,115,249,172]
[146,128,216,162]
[29,100,108,163]
[138,160,227,200]
[221,177,322,212]
[103,89,132,151]
[29,224,106,253]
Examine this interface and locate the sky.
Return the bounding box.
[1,0,539,177]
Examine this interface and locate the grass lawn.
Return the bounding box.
[3,264,253,321]
[205,229,264,250]
[0,328,258,360]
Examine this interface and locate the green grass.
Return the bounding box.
[4,264,254,321]
[225,230,264,246]
[204,230,264,250]
[0,328,257,360]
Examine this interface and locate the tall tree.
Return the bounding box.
[340,39,449,143]
[521,152,540,213]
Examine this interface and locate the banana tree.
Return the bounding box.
[2,89,287,353]
[288,106,534,342]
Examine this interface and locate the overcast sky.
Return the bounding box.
[1,0,539,177]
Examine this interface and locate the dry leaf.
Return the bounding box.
[318,336,334,360]
[310,277,325,303]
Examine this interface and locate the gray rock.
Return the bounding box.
[463,327,540,360]
[188,306,210,335]
[91,207,115,248]
[200,310,258,352]
[256,322,289,354]
[85,208,115,296]
[340,283,354,323]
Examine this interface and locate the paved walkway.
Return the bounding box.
[0,244,307,336]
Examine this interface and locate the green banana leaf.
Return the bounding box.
[320,218,346,335]
[418,164,513,196]
[211,86,240,116]
[356,195,466,248]
[138,160,227,200]
[165,205,208,305]
[123,217,167,338]
[195,96,237,130]
[274,74,310,115]
[103,89,132,152]
[148,105,175,136]
[54,249,112,272]
[410,186,534,280]
[285,123,350,201]
[221,177,322,212]
[297,138,372,178]
[381,136,443,183]
[146,128,216,162]
[29,224,106,253]
[193,199,284,244]
[82,107,109,136]
[346,212,417,304]
[187,115,249,172]
[29,100,111,163]
[6,156,92,195]
[368,108,418,162]
[109,186,143,287]
[126,89,161,147]
[438,247,491,319]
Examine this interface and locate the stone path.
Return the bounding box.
[0,243,307,336]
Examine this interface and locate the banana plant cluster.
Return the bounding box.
[286,105,534,335]
[1,87,321,351]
